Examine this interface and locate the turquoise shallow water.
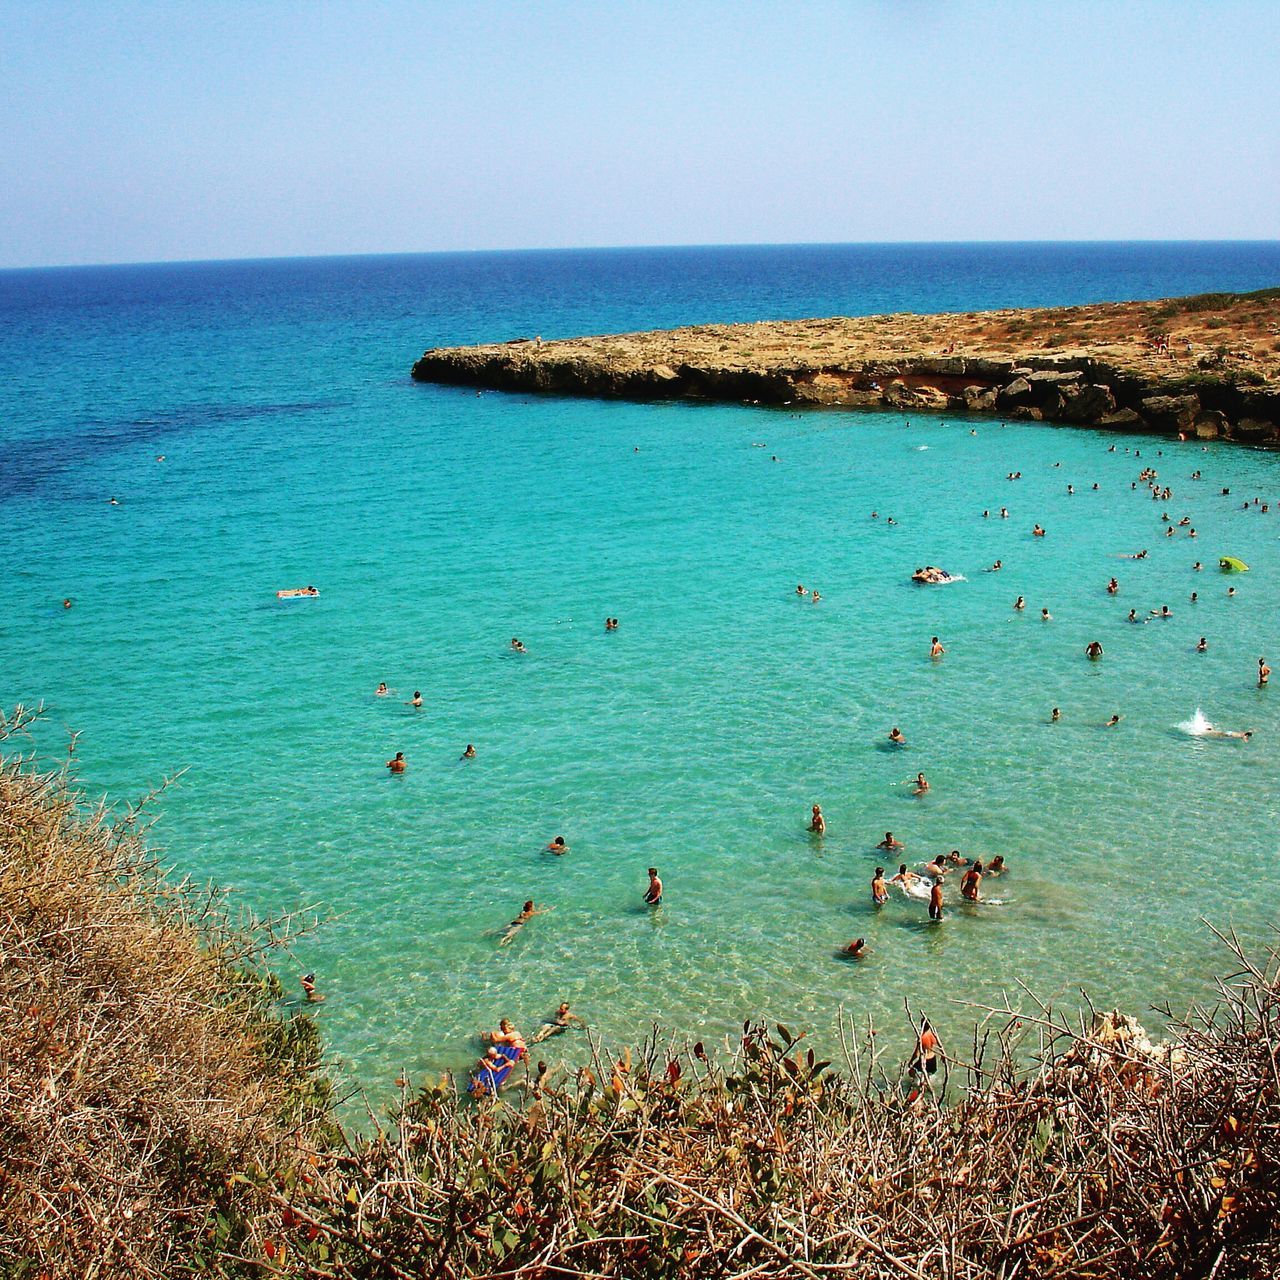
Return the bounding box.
[3,244,1280,1100]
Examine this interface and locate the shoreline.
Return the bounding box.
[412,286,1280,443]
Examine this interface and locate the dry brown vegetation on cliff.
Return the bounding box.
[3,710,1279,1279]
[419,286,1280,389]
[0,705,332,1278]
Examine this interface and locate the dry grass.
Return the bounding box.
[0,704,330,1278]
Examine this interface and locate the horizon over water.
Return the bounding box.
[3,241,1280,1107]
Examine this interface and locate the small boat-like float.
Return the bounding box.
[276,586,320,599]
[469,1043,524,1097]
[1219,556,1249,573]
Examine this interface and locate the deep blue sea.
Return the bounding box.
[3,242,1280,1102]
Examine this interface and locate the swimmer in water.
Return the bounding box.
[843,937,867,958]
[1051,707,1060,722]
[986,855,1006,875]
[930,636,945,658]
[1000,507,1008,518]
[1104,714,1122,728]
[1107,578,1119,595]
[530,1002,585,1042]
[1259,658,1270,686]
[923,855,948,879]
[877,831,904,850]
[1194,561,1202,571]
[546,836,568,854]
[888,727,906,745]
[960,861,983,901]
[808,805,826,835]
[1014,596,1025,611]
[1151,605,1173,619]
[928,879,944,922]
[871,868,889,906]
[62,598,73,609]
[409,690,423,707]
[1127,609,1142,624]
[300,973,323,1002]
[811,590,821,602]
[1085,640,1104,659]
[1201,723,1255,741]
[644,867,663,906]
[1033,524,1045,537]
[461,743,476,758]
[890,863,919,890]
[376,682,389,696]
[1227,587,1237,598]
[1196,637,1208,653]
[912,1019,941,1076]
[796,584,808,596]
[386,751,406,773]
[1190,592,1198,604]
[1041,607,1052,621]
[912,772,929,797]
[499,902,545,946]
[511,637,527,652]
[483,1017,528,1053]
[989,560,1002,571]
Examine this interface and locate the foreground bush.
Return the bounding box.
[2,708,1277,1278]
[0,707,331,1277]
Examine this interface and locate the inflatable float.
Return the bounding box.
[469,1043,524,1097]
[276,586,320,599]
[1218,557,1249,573]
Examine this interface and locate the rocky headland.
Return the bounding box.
[413,286,1280,443]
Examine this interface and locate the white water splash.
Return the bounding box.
[1177,708,1214,736]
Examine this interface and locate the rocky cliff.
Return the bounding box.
[412,287,1280,443]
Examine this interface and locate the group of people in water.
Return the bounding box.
[325,434,1273,1097]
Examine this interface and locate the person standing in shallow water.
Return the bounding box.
[871,868,888,906]
[928,878,944,922]
[808,805,825,835]
[386,751,406,773]
[930,636,945,658]
[1259,657,1270,687]
[644,868,663,906]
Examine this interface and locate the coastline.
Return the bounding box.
[412,286,1280,443]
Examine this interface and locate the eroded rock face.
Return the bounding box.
[1140,394,1201,433]
[1098,408,1146,430]
[1235,418,1274,440]
[1059,383,1117,423]
[1194,411,1228,440]
[963,385,999,412]
[997,377,1034,409]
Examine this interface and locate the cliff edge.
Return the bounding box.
[412,286,1280,443]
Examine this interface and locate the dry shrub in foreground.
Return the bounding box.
[2,706,1278,1279]
[0,706,330,1278]
[282,952,1279,1280]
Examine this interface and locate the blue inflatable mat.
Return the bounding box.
[470,1043,522,1095]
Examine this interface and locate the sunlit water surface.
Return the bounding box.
[3,243,1279,1102]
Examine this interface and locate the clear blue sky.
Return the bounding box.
[1,1,1276,267]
